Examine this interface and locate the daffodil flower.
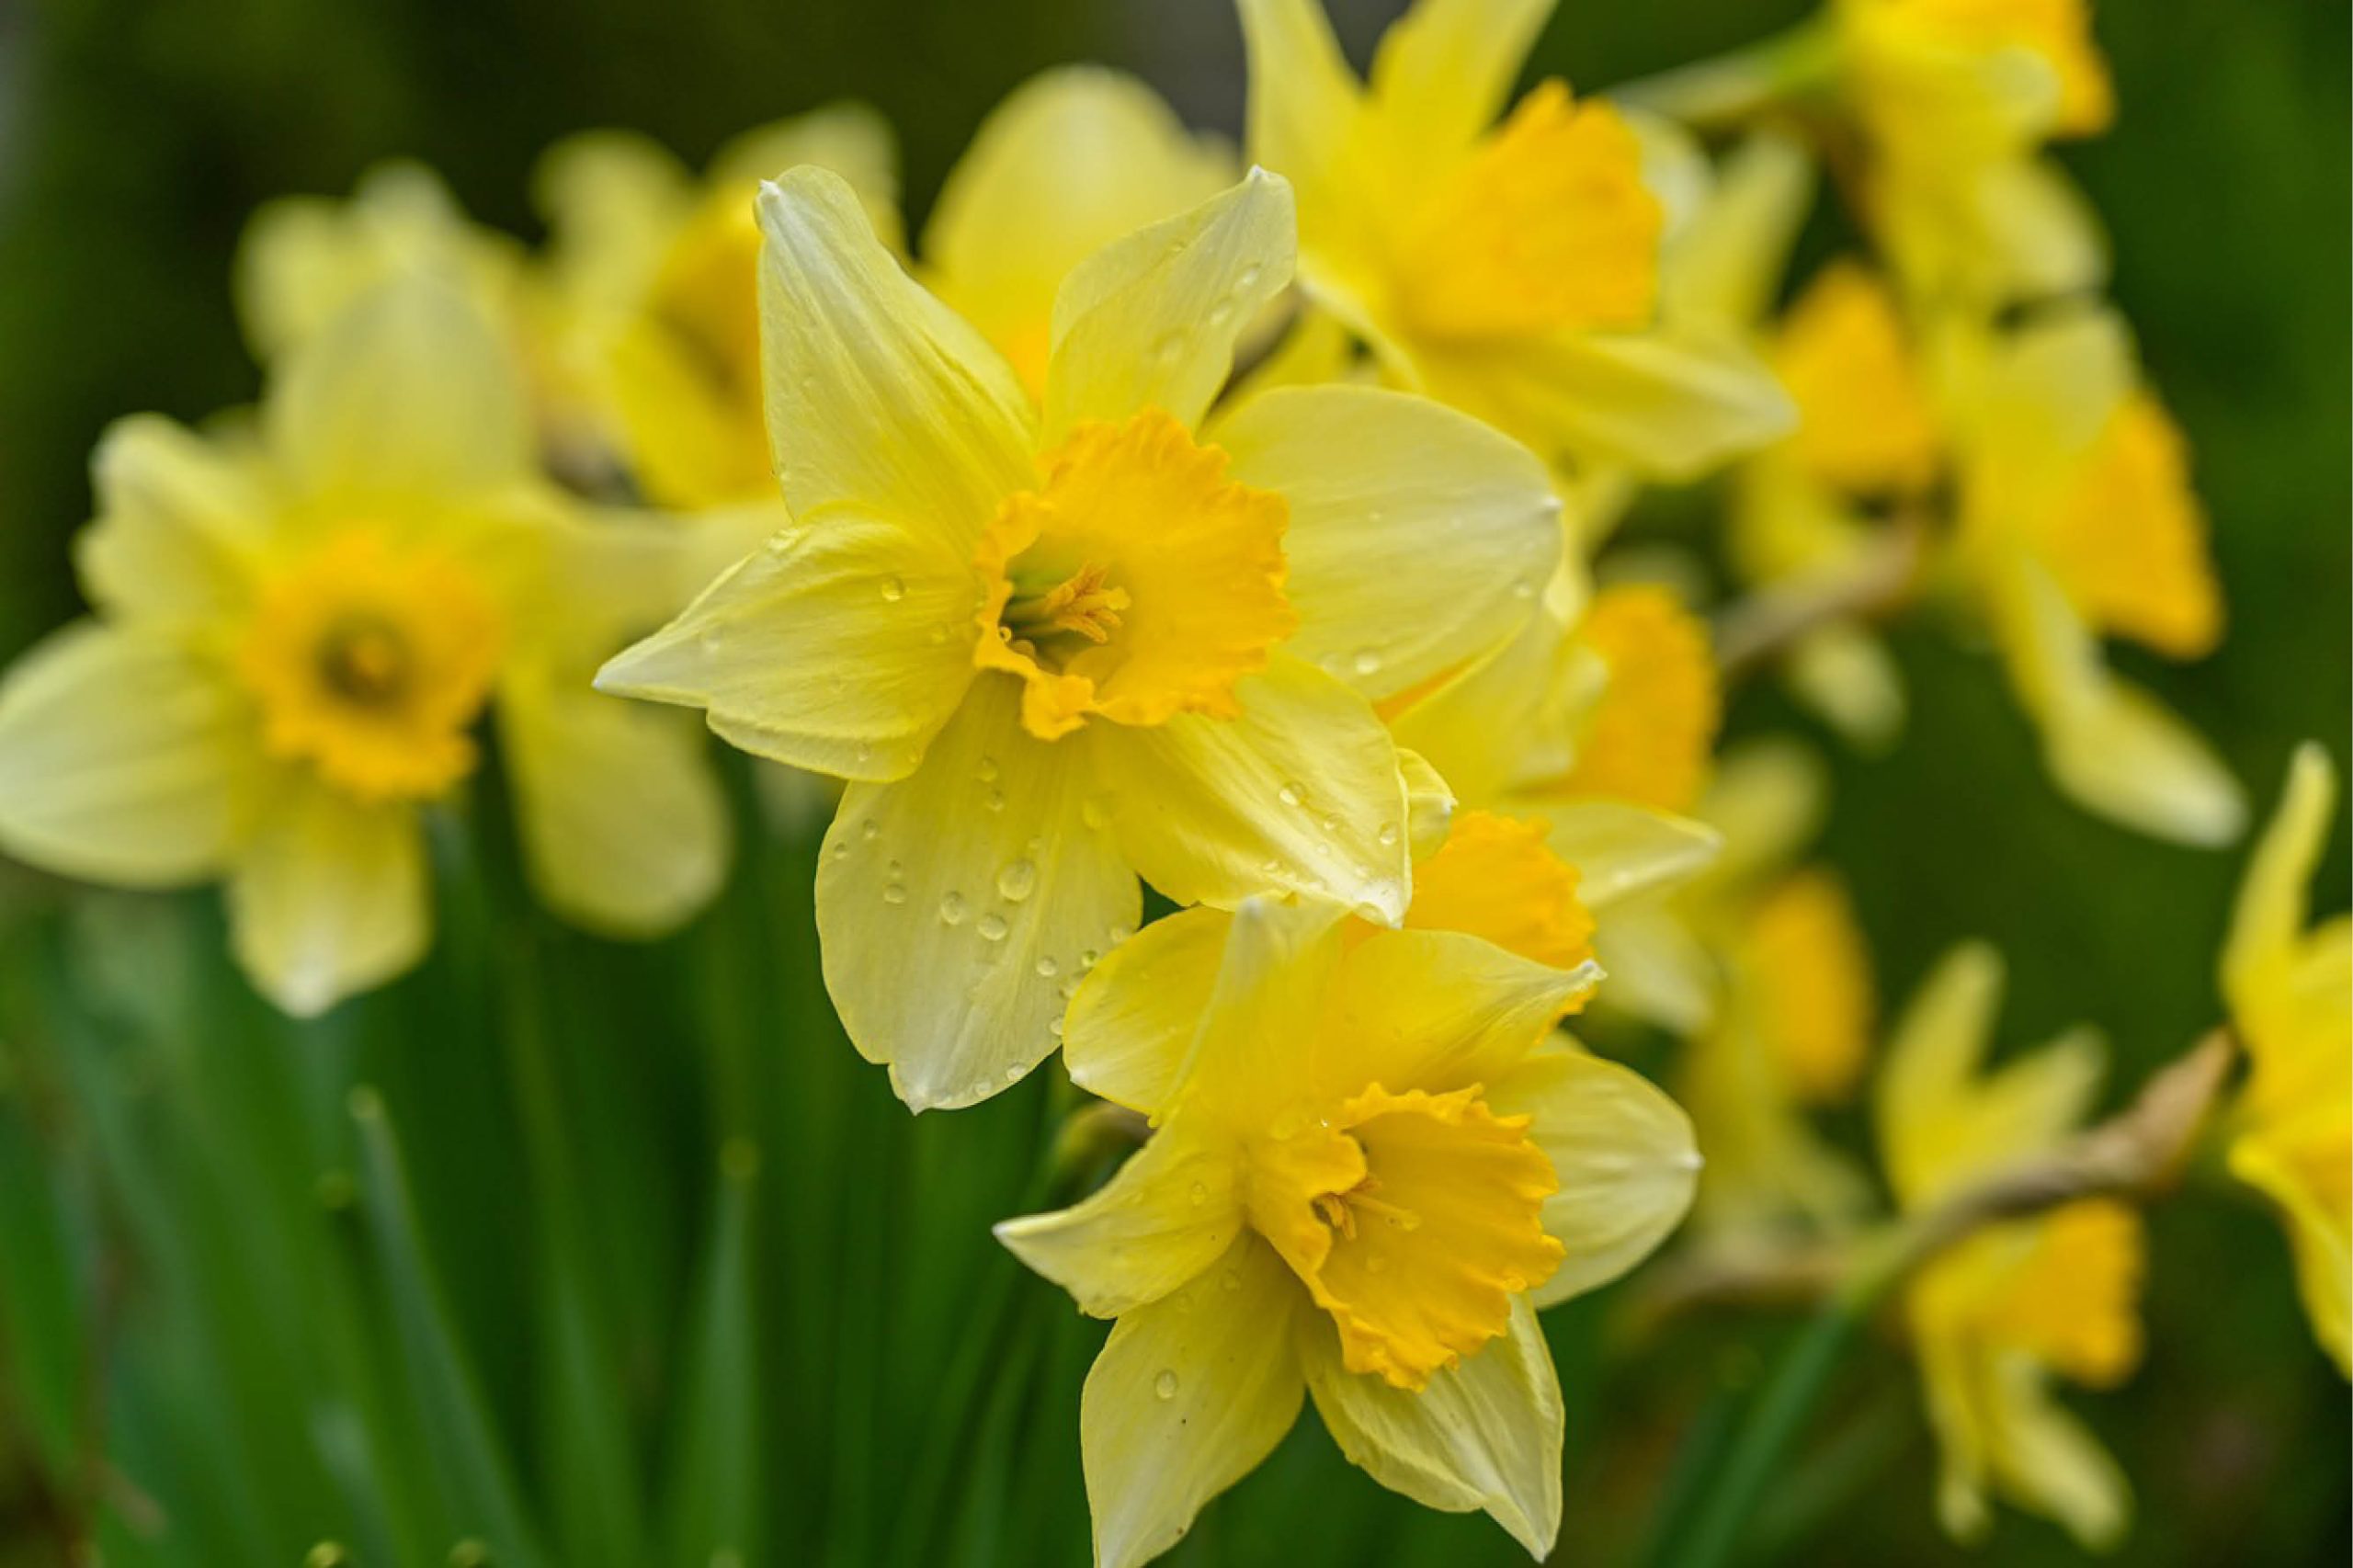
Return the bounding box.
[2220,743,2351,1375]
[1876,944,2143,1548]
[596,167,1563,1110]
[536,104,903,510]
[1945,304,2243,845]
[1235,0,1791,485]
[998,895,1698,1566]
[0,278,730,1015]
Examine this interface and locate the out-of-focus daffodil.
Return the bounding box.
[0,279,730,1015]
[596,168,1563,1110]
[921,67,1234,401]
[1001,896,1697,1567]
[1877,943,2143,1548]
[1943,304,2242,845]
[2220,743,2351,1375]
[1235,0,1791,485]
[536,105,902,510]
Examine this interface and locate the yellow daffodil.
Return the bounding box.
[0,278,729,1015]
[1000,895,1698,1566]
[2221,743,2351,1374]
[1945,303,2242,845]
[535,104,902,510]
[1876,943,2143,1548]
[1236,0,1791,484]
[921,67,1234,401]
[596,167,1563,1110]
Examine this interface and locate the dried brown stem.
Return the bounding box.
[1711,517,1927,682]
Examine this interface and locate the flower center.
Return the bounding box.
[238,530,503,802]
[1247,1084,1563,1390]
[1392,81,1660,344]
[973,408,1293,742]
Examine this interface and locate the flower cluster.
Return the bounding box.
[0,0,2337,1562]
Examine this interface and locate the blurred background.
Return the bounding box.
[0,1,2344,1563]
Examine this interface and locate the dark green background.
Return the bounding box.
[0,1,2344,1563]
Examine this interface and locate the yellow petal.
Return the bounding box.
[1773,260,1940,494]
[2230,1130,2353,1375]
[1081,1233,1305,1568]
[1737,869,1876,1103]
[1299,1292,1563,1557]
[227,782,428,1017]
[534,130,693,307]
[1172,895,1352,1124]
[1656,128,1816,331]
[1387,603,1582,806]
[0,624,259,887]
[710,102,902,239]
[266,275,533,505]
[1531,801,1721,909]
[755,167,1034,547]
[1317,928,1597,1105]
[1063,905,1234,1118]
[1043,169,1296,441]
[1981,1354,2131,1550]
[815,674,1139,1110]
[1366,0,1556,162]
[925,66,1233,398]
[595,513,978,782]
[1782,621,1907,752]
[1235,0,1369,233]
[1695,734,1827,886]
[497,668,729,939]
[2222,742,2335,1016]
[76,415,270,623]
[1211,383,1560,701]
[1875,941,2006,1199]
[995,1126,1245,1317]
[1487,1038,1698,1306]
[1552,584,1721,816]
[1587,904,1717,1035]
[1092,654,1412,922]
[2041,394,2220,659]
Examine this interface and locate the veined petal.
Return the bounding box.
[1300,1293,1563,1558]
[1095,654,1412,922]
[76,415,271,622]
[1063,904,1233,1118]
[595,514,977,782]
[1318,928,1597,1104]
[924,66,1234,397]
[756,167,1035,548]
[1367,0,1558,162]
[267,275,533,504]
[1043,170,1297,440]
[0,623,259,886]
[995,1126,1245,1317]
[1423,328,1793,480]
[498,668,730,939]
[1211,384,1560,700]
[816,674,1139,1110]
[1176,895,1351,1124]
[1488,1039,1698,1305]
[1082,1233,1305,1568]
[228,783,428,1017]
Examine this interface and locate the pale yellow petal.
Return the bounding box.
[2222,743,2335,1012]
[995,1127,1246,1317]
[595,514,976,781]
[755,167,1034,547]
[712,101,901,243]
[498,670,729,939]
[1299,1293,1563,1557]
[228,784,428,1017]
[1983,1356,2131,1550]
[1082,1233,1306,1568]
[75,415,271,622]
[267,275,533,504]
[1487,1039,1698,1305]
[1236,0,1368,224]
[1587,904,1716,1034]
[816,674,1139,1111]
[1063,905,1234,1118]
[2230,1135,2353,1375]
[1876,941,2006,1202]
[0,624,258,887]
[1211,383,1560,700]
[1318,928,1597,1104]
[1175,895,1351,1123]
[1399,747,1459,859]
[1529,800,1721,909]
[1366,0,1557,160]
[1783,621,1907,752]
[925,67,1233,394]
[1094,654,1411,923]
[1043,170,1296,440]
[1657,128,1816,331]
[533,130,690,309]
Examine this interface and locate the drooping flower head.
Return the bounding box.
[0,278,730,1014]
[1875,944,2144,1548]
[2220,743,2351,1375]
[597,167,1563,1109]
[999,893,1698,1566]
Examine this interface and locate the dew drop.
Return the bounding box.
[938,891,968,926]
[829,841,851,862]
[1188,1182,1208,1207]
[860,819,881,842]
[1350,647,1383,677]
[1078,949,1100,970]
[977,914,1008,941]
[976,756,1000,783]
[1035,955,1060,978]
[1221,1267,1243,1291]
[1206,300,1235,328]
[886,858,904,879]
[1108,923,1135,944]
[1005,1062,1028,1083]
[879,574,906,602]
[1318,812,1340,833]
[926,622,950,645]
[1277,781,1303,807]
[983,787,1006,812]
[698,629,724,654]
[1154,1369,1179,1401]
[882,883,908,905]
[1234,264,1263,291]
[1149,330,1187,369]
[1048,1016,1064,1039]
[1377,822,1400,847]
[995,858,1038,902]
[1510,575,1538,600]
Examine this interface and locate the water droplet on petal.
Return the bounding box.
[698,629,724,654]
[1035,955,1060,978]
[996,858,1038,902]
[1234,264,1263,291]
[1278,781,1303,808]
[1004,1062,1027,1083]
[882,883,908,905]
[1377,822,1400,847]
[1222,1267,1243,1291]
[938,892,967,926]
[1350,647,1382,677]
[977,914,1008,941]
[1154,1369,1179,1400]
[1149,331,1187,369]
[1188,1182,1208,1206]
[879,574,905,602]
[983,787,1006,812]
[860,819,881,842]
[976,756,1000,783]
[1078,949,1100,970]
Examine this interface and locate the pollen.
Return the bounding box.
[973,408,1293,741]
[237,529,504,802]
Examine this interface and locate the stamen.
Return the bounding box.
[319,617,410,707]
[1002,563,1131,649]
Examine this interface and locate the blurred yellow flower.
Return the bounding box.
[0,278,730,1015]
[597,168,1563,1109]
[2221,743,2351,1375]
[1001,898,1696,1566]
[1876,943,2143,1548]
[1946,304,2242,844]
[1237,0,1790,483]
